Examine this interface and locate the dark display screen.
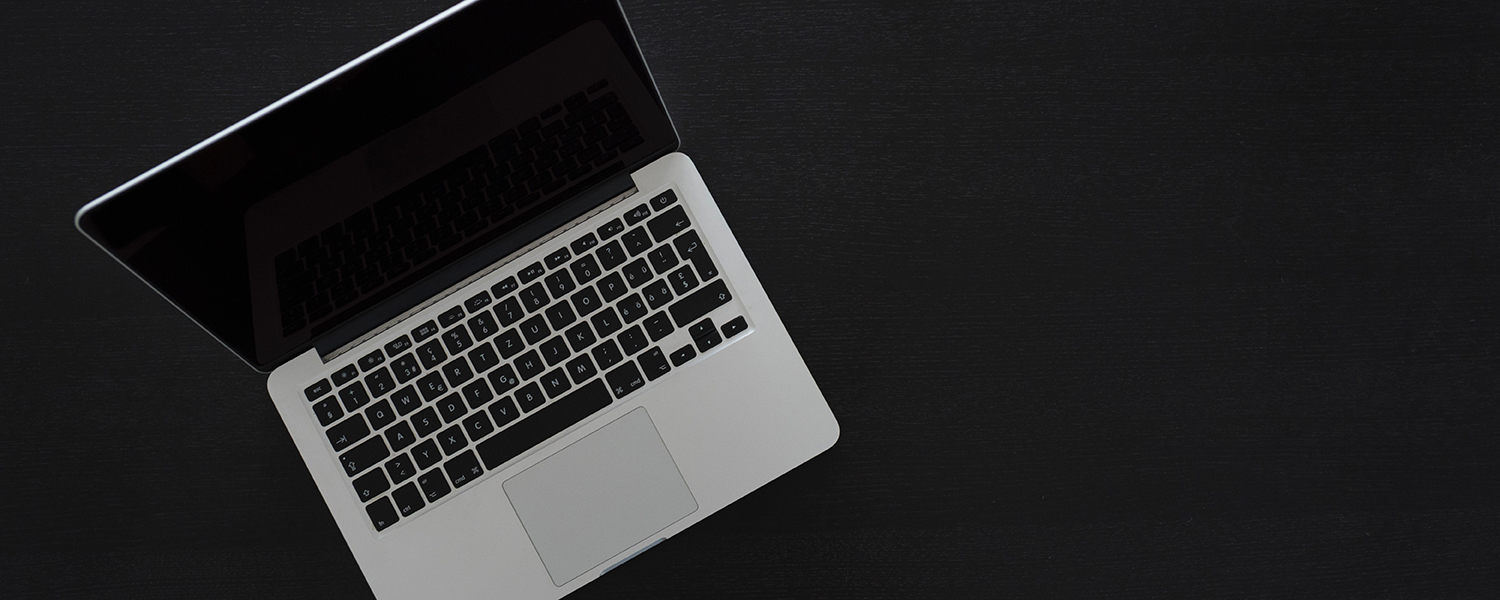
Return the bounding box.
[76,0,678,370]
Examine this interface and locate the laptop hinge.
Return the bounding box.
[316,177,639,364]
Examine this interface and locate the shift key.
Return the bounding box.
[668,280,732,327]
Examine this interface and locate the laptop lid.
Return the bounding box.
[75,0,679,372]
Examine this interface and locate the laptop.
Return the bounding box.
[73,1,839,597]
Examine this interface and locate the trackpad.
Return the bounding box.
[504,407,698,586]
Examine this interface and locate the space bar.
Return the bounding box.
[477,380,613,470]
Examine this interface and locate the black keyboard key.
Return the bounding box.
[515,382,546,412]
[518,261,546,283]
[621,258,652,288]
[477,379,612,470]
[669,280,732,327]
[617,293,648,323]
[647,245,679,274]
[366,399,397,431]
[544,270,575,298]
[617,325,649,356]
[642,279,673,310]
[622,227,652,256]
[332,364,360,387]
[385,453,418,484]
[463,410,495,440]
[416,339,447,370]
[648,189,677,211]
[540,336,571,366]
[437,424,468,455]
[327,415,370,452]
[644,312,675,341]
[565,322,596,353]
[464,291,492,313]
[638,347,671,381]
[688,318,716,340]
[384,335,414,357]
[489,396,520,428]
[366,496,399,531]
[391,481,425,517]
[418,467,451,502]
[411,406,442,438]
[695,328,723,353]
[647,206,690,242]
[545,301,576,330]
[596,218,624,240]
[467,311,499,341]
[569,286,603,318]
[667,265,699,295]
[339,436,390,477]
[623,203,651,225]
[443,357,475,387]
[590,307,623,338]
[365,368,397,398]
[412,439,443,470]
[390,385,422,416]
[721,316,749,338]
[672,230,718,280]
[436,393,468,424]
[596,272,628,302]
[442,326,474,355]
[358,350,385,372]
[467,342,500,373]
[391,353,422,383]
[488,365,520,396]
[385,421,417,452]
[494,329,525,358]
[494,297,524,326]
[520,314,551,345]
[353,468,390,503]
[444,450,484,488]
[490,276,518,298]
[412,320,440,342]
[339,381,372,412]
[570,232,599,254]
[670,344,696,366]
[581,333,620,372]
[305,379,332,402]
[605,361,645,399]
[438,305,466,328]
[545,248,572,269]
[519,282,550,312]
[462,378,494,409]
[565,354,597,384]
[313,396,344,426]
[514,350,545,381]
[595,240,626,270]
[416,372,450,402]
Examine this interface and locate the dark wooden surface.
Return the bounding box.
[5,1,1500,597]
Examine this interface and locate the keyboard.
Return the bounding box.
[273,79,645,338]
[298,188,752,532]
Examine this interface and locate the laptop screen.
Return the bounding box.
[76,0,678,371]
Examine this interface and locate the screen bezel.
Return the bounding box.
[75,0,679,372]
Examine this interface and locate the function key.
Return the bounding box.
[358,350,385,372]
[331,364,360,387]
[490,276,518,298]
[412,320,440,343]
[545,247,572,269]
[384,335,413,357]
[464,291,492,313]
[623,203,651,225]
[569,233,599,254]
[438,306,466,328]
[669,344,696,367]
[648,189,677,211]
[518,262,546,283]
[596,218,624,240]
[647,206,690,242]
[366,497,399,531]
[721,316,748,339]
[304,379,332,402]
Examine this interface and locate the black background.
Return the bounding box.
[4,1,1499,598]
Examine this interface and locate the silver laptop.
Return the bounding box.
[74,1,839,597]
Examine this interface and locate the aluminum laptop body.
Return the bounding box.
[74,1,838,598]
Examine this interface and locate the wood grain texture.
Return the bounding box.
[4,0,1499,598]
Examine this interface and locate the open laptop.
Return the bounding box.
[73,1,839,597]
